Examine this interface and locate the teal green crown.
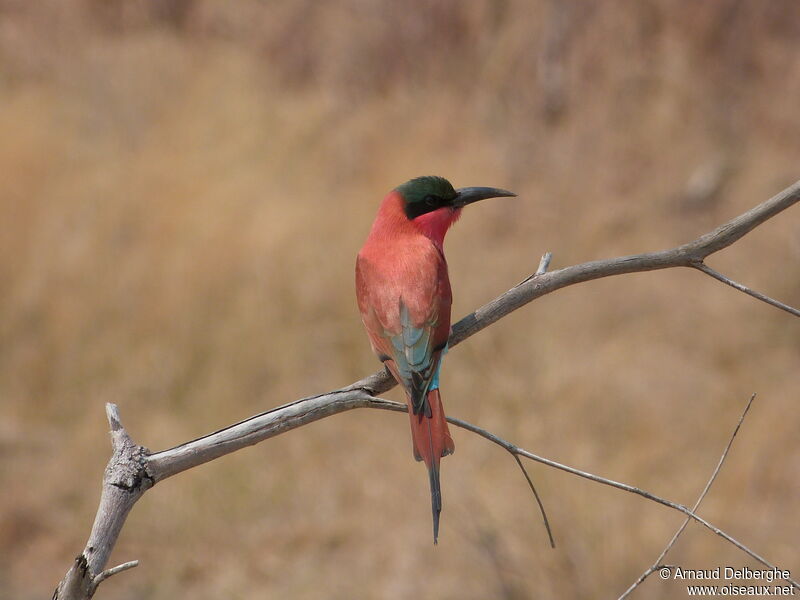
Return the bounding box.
[395,176,458,205]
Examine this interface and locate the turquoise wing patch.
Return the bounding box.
[386,302,442,415]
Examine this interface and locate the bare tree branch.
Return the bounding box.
[618,394,758,599]
[53,405,150,599]
[54,180,800,598]
[438,405,797,591]
[693,263,800,318]
[446,178,800,348]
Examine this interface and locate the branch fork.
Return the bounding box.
[53,405,150,599]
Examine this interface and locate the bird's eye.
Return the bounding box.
[424,195,438,206]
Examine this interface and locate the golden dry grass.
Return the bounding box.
[1,2,799,598]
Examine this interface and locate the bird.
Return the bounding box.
[355,175,516,543]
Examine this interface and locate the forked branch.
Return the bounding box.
[54,180,800,598]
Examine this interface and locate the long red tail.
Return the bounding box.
[407,388,455,543]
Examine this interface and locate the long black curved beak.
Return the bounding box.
[453,186,516,208]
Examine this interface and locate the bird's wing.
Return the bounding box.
[387,300,445,416]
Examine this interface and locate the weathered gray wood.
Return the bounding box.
[53,405,150,599]
[53,179,800,599]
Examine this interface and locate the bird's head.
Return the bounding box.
[396,175,516,221]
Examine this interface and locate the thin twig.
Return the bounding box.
[536,252,553,275]
[512,453,555,548]
[618,394,758,599]
[694,263,800,318]
[87,561,139,595]
[512,251,553,288]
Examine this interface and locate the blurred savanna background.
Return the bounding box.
[1,1,799,598]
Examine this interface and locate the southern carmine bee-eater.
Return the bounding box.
[355,176,516,543]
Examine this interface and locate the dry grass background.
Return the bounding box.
[1,1,799,598]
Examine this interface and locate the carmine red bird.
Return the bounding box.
[355,175,515,542]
